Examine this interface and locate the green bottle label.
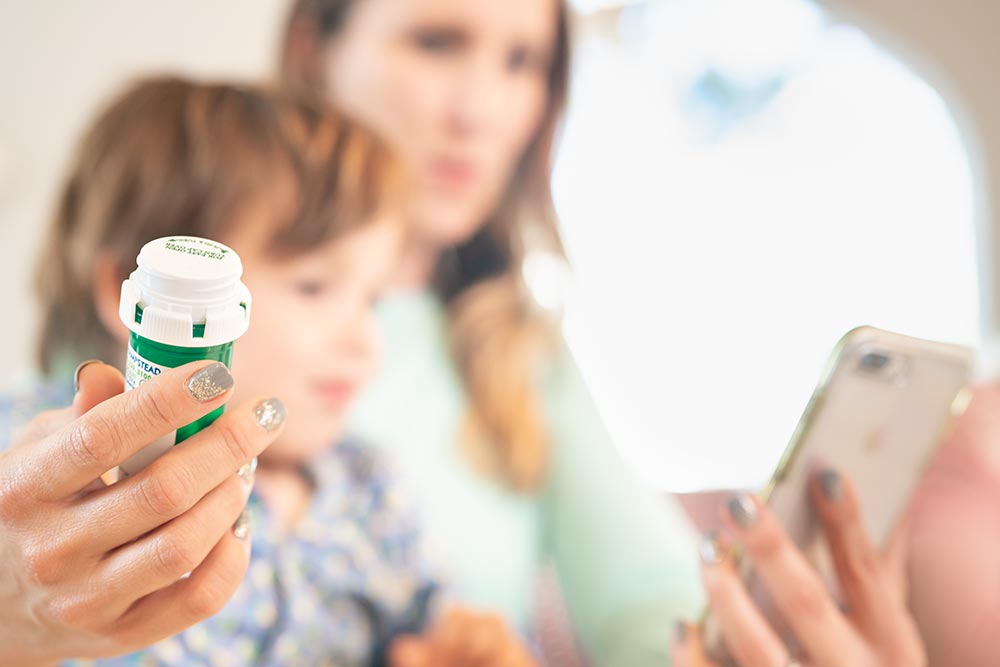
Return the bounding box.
[125,342,166,390]
[119,332,234,475]
[122,341,176,471]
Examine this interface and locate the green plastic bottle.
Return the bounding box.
[118,236,251,475]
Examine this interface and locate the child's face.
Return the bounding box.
[225,217,402,464]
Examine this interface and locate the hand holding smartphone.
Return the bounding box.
[702,326,972,660]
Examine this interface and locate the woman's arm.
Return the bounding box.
[539,349,705,666]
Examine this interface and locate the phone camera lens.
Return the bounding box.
[859,351,890,372]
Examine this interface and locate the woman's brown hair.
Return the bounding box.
[36,76,402,376]
[279,0,571,492]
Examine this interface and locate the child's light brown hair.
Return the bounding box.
[35,76,402,375]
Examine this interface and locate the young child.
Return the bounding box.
[1,77,534,667]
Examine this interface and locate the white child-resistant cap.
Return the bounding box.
[119,236,251,348]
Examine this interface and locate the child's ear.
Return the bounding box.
[92,254,130,346]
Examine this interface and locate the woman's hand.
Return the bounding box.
[0,360,285,666]
[673,470,925,667]
[389,608,537,667]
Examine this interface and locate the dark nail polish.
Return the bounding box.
[819,468,842,502]
[699,531,724,564]
[74,359,102,393]
[187,363,234,402]
[254,398,286,432]
[728,494,758,528]
[675,621,687,645]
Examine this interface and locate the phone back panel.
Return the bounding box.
[766,326,971,554]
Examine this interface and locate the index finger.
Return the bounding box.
[31,360,234,500]
[809,469,912,642]
[723,494,865,663]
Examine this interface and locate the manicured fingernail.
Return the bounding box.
[233,509,249,540]
[187,362,234,402]
[728,494,758,528]
[699,531,725,564]
[74,359,102,393]
[675,621,688,645]
[818,468,842,502]
[237,457,258,480]
[254,398,286,432]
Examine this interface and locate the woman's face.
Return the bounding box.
[324,0,559,247]
[225,216,401,464]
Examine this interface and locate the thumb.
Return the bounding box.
[72,360,125,418]
[72,360,125,491]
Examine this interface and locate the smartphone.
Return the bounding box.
[703,326,973,660]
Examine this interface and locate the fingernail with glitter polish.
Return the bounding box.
[74,359,102,393]
[254,398,286,433]
[818,468,842,502]
[233,509,249,540]
[187,362,234,402]
[728,494,758,528]
[237,457,258,481]
[699,531,725,564]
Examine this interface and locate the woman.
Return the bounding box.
[279,0,705,663]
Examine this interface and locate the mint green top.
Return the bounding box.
[348,291,705,665]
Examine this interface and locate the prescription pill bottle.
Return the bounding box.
[117,236,251,475]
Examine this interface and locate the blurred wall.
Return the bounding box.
[0,1,289,385]
[821,0,1000,361]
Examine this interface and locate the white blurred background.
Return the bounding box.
[1,0,996,492]
[0,0,289,384]
[550,0,982,491]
